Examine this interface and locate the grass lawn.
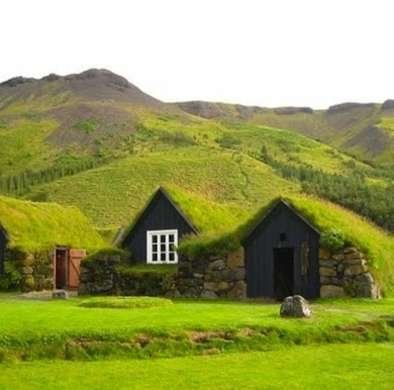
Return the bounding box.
[0,294,393,361]
[0,295,394,389]
[0,344,393,389]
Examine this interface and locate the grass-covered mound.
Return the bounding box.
[78,296,173,309]
[0,195,105,251]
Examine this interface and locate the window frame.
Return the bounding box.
[146,229,178,264]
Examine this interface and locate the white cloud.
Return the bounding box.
[0,0,393,108]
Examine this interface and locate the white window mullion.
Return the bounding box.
[146,229,178,264]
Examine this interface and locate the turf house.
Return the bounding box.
[79,187,389,299]
[0,195,104,291]
[120,187,198,265]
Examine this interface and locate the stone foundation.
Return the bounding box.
[78,250,177,296]
[176,248,246,298]
[319,247,380,298]
[78,245,380,300]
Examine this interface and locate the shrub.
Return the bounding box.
[0,260,22,290]
[217,134,241,149]
[320,229,346,252]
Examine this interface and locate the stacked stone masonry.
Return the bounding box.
[176,248,246,299]
[78,246,380,299]
[319,247,380,298]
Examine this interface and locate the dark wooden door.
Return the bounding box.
[273,248,294,300]
[55,249,68,289]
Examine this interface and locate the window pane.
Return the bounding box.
[169,252,175,261]
[169,234,174,242]
[152,253,158,261]
[169,243,176,251]
[161,244,166,252]
[152,244,158,252]
[160,235,166,243]
[152,235,158,243]
[160,253,166,261]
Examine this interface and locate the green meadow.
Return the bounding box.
[0,295,393,389]
[1,344,394,389]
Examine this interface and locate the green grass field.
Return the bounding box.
[0,294,393,360]
[0,295,393,389]
[1,344,393,389]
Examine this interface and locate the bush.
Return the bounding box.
[82,248,128,267]
[0,260,22,290]
[320,229,346,252]
[217,134,241,149]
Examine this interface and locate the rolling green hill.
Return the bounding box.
[0,69,393,235]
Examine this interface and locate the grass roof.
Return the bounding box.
[118,184,250,244]
[0,195,105,252]
[179,194,394,296]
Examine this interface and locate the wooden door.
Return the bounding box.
[68,249,86,289]
[55,249,68,289]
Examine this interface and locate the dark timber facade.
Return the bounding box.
[243,200,320,300]
[120,188,197,263]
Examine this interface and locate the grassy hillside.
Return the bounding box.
[26,146,299,229]
[0,195,104,251]
[177,101,394,169]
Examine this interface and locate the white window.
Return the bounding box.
[147,229,178,264]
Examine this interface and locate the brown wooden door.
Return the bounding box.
[68,249,86,289]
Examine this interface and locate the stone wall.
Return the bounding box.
[176,248,246,298]
[78,245,380,300]
[0,249,53,292]
[78,250,176,296]
[319,247,380,298]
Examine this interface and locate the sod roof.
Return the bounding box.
[116,185,250,245]
[0,195,105,252]
[177,193,394,295]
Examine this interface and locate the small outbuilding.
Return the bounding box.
[243,200,320,299]
[0,195,105,291]
[119,187,198,264]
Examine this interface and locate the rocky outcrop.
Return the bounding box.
[319,247,380,298]
[280,295,311,318]
[274,106,314,115]
[382,99,394,110]
[176,248,246,298]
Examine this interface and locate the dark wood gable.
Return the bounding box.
[0,226,8,274]
[120,188,197,262]
[243,200,320,299]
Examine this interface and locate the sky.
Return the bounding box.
[1,0,393,108]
